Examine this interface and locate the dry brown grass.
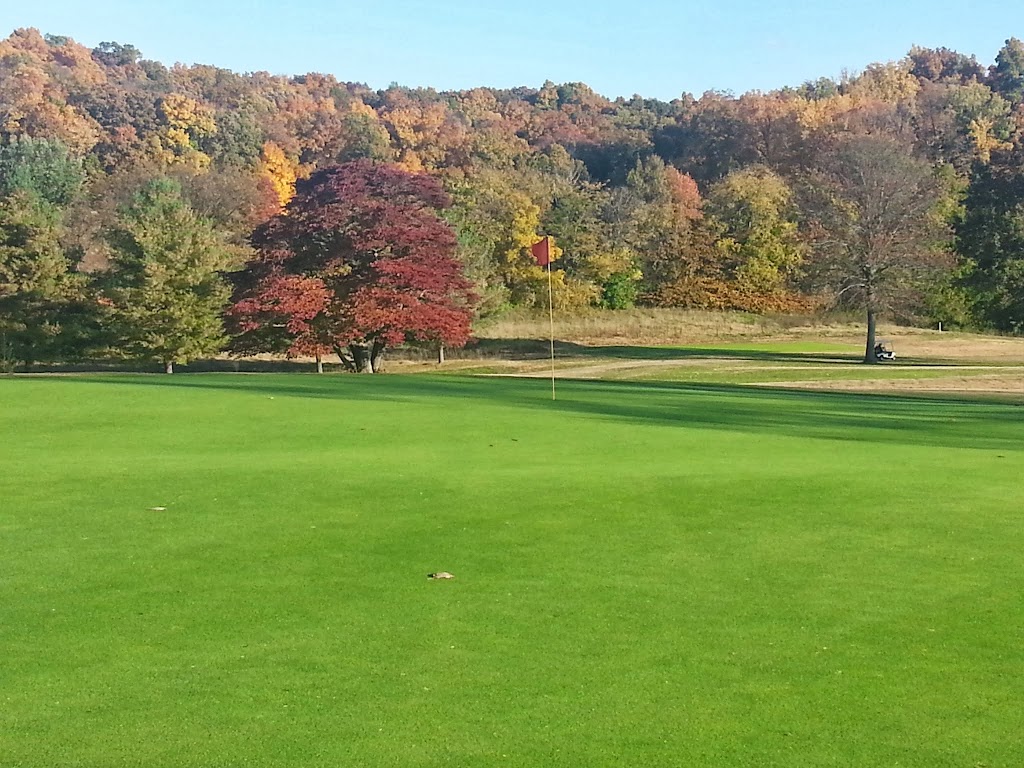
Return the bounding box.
[474,308,787,345]
[252,310,1024,401]
[472,309,1024,363]
[763,374,1024,396]
[437,310,1024,398]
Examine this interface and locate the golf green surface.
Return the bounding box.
[2,374,1023,767]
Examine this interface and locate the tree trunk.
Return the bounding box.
[864,307,877,364]
[349,343,372,373]
[437,344,445,364]
[335,346,356,372]
[370,340,386,374]
[0,331,10,374]
[165,360,174,374]
[315,352,324,374]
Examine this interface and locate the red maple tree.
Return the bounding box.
[229,160,476,372]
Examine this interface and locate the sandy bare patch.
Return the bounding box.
[755,374,1024,395]
[882,337,1024,363]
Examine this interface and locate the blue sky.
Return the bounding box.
[3,1,1022,99]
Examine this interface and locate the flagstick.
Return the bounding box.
[546,244,556,401]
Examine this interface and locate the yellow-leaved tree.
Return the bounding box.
[708,165,805,298]
[260,141,304,209]
[152,93,217,169]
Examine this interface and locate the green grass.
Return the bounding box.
[3,374,1024,767]
[630,363,1022,385]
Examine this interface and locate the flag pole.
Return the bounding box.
[546,237,556,401]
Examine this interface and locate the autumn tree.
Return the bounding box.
[735,92,804,171]
[0,29,102,154]
[653,93,747,183]
[846,61,921,104]
[620,157,719,307]
[802,137,951,362]
[540,160,636,308]
[229,273,334,371]
[91,41,141,68]
[148,93,217,169]
[201,108,264,168]
[170,166,279,250]
[231,160,476,373]
[337,108,393,163]
[103,178,232,372]
[707,166,804,301]
[260,141,302,209]
[913,81,1012,169]
[908,46,985,85]
[445,162,595,313]
[6,26,1024,341]
[444,178,511,315]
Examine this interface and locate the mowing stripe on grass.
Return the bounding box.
[2,374,1022,767]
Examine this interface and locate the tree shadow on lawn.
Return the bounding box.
[463,338,950,367]
[48,373,1024,452]
[15,340,953,374]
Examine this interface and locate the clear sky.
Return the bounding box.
[3,1,1022,100]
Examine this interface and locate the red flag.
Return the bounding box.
[531,236,552,267]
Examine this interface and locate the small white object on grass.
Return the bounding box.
[148,506,167,511]
[428,572,454,580]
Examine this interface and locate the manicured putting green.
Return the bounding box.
[2,374,1022,767]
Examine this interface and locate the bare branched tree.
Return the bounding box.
[801,136,952,362]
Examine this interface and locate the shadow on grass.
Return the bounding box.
[13,359,343,375]
[460,338,952,367]
[463,338,853,363]
[27,371,1024,452]
[14,339,960,374]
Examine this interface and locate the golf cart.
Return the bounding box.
[873,341,896,361]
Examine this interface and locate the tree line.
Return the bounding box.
[2,28,1023,371]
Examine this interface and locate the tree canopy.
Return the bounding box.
[102,178,232,372]
[231,161,475,372]
[802,137,952,360]
[1,27,1024,370]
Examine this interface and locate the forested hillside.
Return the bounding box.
[2,28,1023,369]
